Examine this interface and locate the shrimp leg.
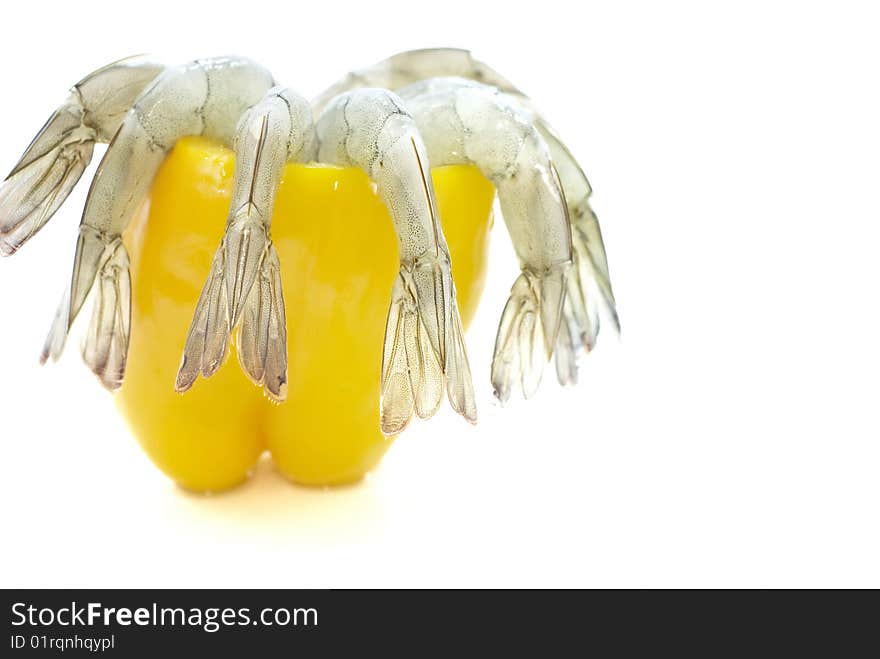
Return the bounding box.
[41,57,274,389]
[316,48,619,383]
[399,78,572,402]
[316,89,476,434]
[0,56,163,255]
[176,87,316,401]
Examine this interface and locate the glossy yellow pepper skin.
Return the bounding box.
[116,137,495,492]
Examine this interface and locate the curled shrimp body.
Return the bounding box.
[2,50,618,444]
[176,86,317,401]
[398,77,571,402]
[316,48,618,385]
[316,88,477,434]
[312,48,519,119]
[0,56,164,256]
[38,57,274,389]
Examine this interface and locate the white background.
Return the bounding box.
[1,0,878,588]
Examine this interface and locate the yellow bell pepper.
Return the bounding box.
[116,137,495,492]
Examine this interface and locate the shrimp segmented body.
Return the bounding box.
[316,48,618,387]
[176,86,316,401]
[316,89,477,433]
[398,77,571,402]
[0,56,164,256]
[34,57,274,389]
[2,50,618,439]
